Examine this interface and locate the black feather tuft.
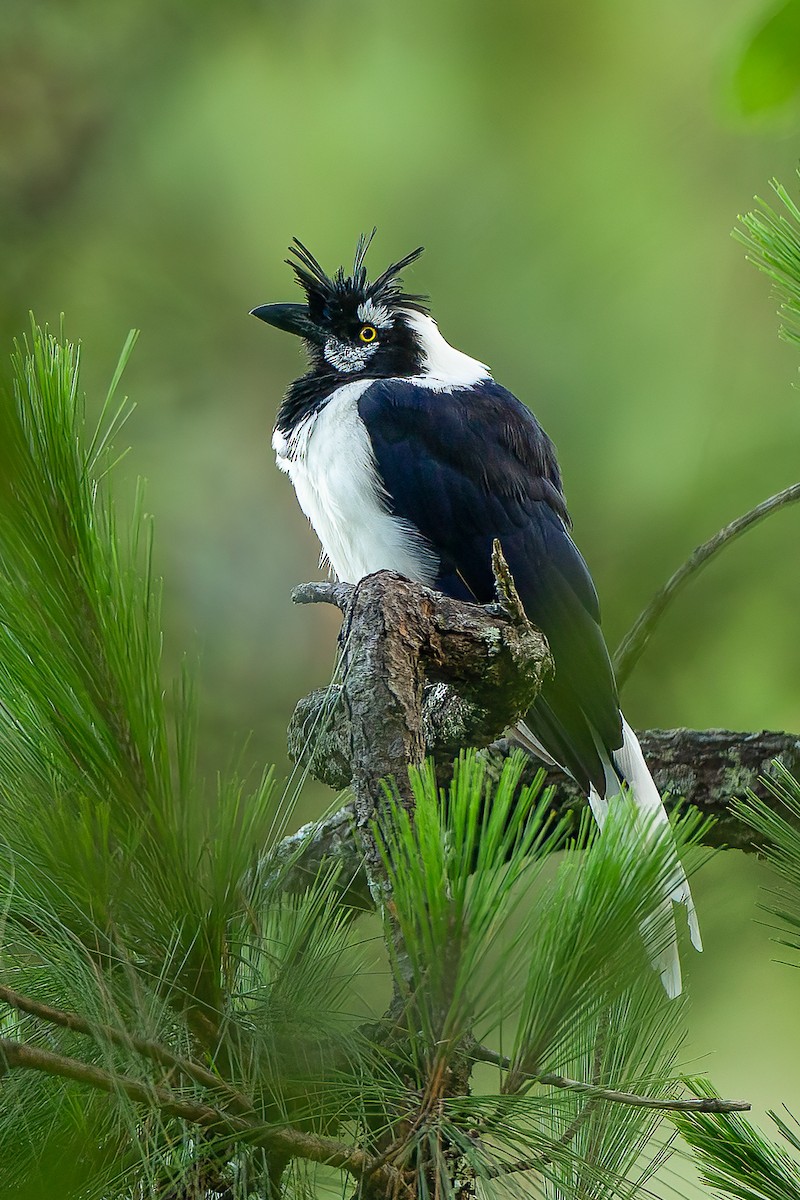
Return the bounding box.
[286,234,429,319]
[286,238,334,304]
[352,226,378,287]
[367,245,427,312]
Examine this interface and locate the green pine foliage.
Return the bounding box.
[675,768,800,1198]
[0,322,374,1198]
[678,1081,800,1200]
[376,755,704,1197]
[736,171,800,347]
[734,763,800,954]
[0,319,736,1199]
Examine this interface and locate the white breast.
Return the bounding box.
[273,380,438,585]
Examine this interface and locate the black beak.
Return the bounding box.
[250,302,325,345]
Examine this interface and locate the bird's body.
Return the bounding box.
[253,235,701,996]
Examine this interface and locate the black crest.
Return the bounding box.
[287,231,428,324]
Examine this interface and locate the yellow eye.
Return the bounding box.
[359,325,378,343]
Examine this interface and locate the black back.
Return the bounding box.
[358,376,623,792]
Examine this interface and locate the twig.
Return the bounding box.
[291,581,354,610]
[0,982,255,1117]
[613,482,800,688]
[483,1082,601,1180]
[473,1046,750,1113]
[0,1036,381,1180]
[479,1015,606,1180]
[489,539,529,626]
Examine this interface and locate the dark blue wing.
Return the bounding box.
[358,377,623,791]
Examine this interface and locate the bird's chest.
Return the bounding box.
[272,382,436,585]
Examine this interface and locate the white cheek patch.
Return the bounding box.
[324,338,374,373]
[356,299,393,328]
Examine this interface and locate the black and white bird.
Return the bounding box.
[252,234,701,996]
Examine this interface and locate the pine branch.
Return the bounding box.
[482,1025,606,1180]
[278,568,800,929]
[278,717,799,911]
[287,574,800,851]
[0,1036,383,1182]
[0,983,255,1117]
[613,482,800,687]
[471,1046,750,1113]
[286,564,733,1194]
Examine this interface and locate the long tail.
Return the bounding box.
[589,716,702,998]
[515,715,702,998]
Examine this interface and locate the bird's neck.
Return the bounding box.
[275,370,344,434]
[274,314,491,435]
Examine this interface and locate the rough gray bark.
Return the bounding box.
[492,728,800,850]
[277,571,800,904]
[291,554,551,862]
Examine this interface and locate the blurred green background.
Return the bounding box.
[3,0,800,1192]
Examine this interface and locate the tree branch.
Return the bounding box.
[472,1046,750,1113]
[279,558,765,1191]
[613,482,800,688]
[493,727,800,852]
[279,565,800,909]
[293,560,551,852]
[0,982,255,1117]
[276,722,800,908]
[0,1036,384,1182]
[287,571,800,857]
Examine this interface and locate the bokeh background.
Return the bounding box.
[3,0,800,1193]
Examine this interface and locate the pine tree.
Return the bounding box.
[4,166,800,1197]
[0,321,737,1200]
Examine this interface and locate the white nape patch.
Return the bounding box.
[402,310,491,390]
[272,381,439,585]
[323,337,374,374]
[356,299,393,328]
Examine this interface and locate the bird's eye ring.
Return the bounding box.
[359,325,378,343]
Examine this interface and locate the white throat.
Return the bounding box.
[272,380,438,586]
[402,310,490,388]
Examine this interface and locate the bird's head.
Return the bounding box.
[251,232,433,379]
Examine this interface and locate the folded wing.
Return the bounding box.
[358,377,623,793]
